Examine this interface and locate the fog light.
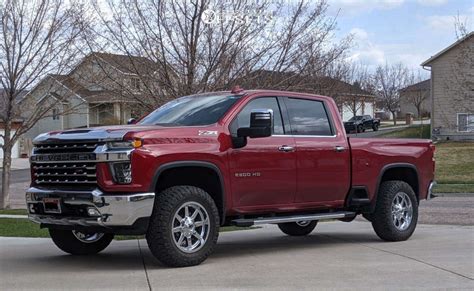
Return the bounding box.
[110,162,132,184]
[28,204,35,213]
[87,207,101,217]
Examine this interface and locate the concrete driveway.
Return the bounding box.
[1,221,473,290]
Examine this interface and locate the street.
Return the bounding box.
[1,221,472,290]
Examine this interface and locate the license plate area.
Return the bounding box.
[43,198,62,214]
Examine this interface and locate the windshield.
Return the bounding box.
[138,94,242,126]
[348,116,363,121]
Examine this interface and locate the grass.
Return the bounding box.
[0,218,257,239]
[0,209,28,215]
[377,125,431,139]
[433,141,474,193]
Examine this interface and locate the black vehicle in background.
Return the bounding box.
[344,115,380,133]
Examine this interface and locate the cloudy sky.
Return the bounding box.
[327,0,473,72]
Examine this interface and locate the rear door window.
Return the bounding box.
[284,98,333,136]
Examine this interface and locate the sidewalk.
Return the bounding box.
[0,158,30,170]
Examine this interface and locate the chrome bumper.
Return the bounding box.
[427,181,437,200]
[26,187,155,228]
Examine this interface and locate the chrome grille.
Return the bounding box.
[32,142,102,187]
[34,142,99,154]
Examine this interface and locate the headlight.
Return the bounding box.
[110,162,132,184]
[107,139,142,149]
[107,141,133,149]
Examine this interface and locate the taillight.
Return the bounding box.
[430,143,436,172]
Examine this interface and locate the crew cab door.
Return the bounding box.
[228,97,296,209]
[282,97,351,205]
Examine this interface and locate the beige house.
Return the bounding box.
[22,53,155,142]
[421,32,474,140]
[399,79,431,118]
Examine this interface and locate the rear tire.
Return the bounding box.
[146,186,220,267]
[373,123,379,131]
[278,221,317,236]
[371,181,418,241]
[49,229,113,255]
[357,125,363,133]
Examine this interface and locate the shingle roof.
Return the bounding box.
[235,70,374,97]
[88,52,157,75]
[400,79,431,92]
[49,75,136,103]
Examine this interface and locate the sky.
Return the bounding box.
[327,0,473,74]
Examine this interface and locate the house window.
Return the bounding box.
[458,113,474,132]
[130,77,141,91]
[52,108,60,120]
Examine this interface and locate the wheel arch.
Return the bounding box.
[372,163,420,210]
[150,161,226,225]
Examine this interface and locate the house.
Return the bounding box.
[235,70,376,121]
[421,32,474,140]
[21,53,157,148]
[399,79,431,118]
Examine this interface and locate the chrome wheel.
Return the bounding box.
[296,221,311,227]
[391,192,413,231]
[72,231,104,243]
[172,201,210,253]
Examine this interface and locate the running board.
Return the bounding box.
[232,211,356,227]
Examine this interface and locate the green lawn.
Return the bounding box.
[0,209,28,215]
[0,218,256,239]
[433,141,474,193]
[378,125,431,139]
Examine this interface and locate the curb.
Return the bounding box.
[0,215,28,219]
[433,193,474,197]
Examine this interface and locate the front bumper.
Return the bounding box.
[26,187,155,229]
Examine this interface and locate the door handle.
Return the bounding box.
[335,146,345,152]
[278,145,295,152]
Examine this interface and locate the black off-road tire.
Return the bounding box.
[357,125,363,133]
[371,181,418,241]
[278,221,318,236]
[373,123,379,131]
[49,229,113,255]
[146,186,220,267]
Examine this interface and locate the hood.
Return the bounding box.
[32,124,160,144]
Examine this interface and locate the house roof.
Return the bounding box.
[400,79,431,92]
[87,52,157,75]
[49,75,136,103]
[235,70,375,98]
[421,32,474,66]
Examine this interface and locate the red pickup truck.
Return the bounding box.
[26,88,436,267]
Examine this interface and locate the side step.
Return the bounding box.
[232,211,356,227]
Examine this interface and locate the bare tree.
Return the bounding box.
[375,63,410,125]
[0,0,84,208]
[82,0,351,110]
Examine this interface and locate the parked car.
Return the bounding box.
[26,88,436,267]
[344,115,380,133]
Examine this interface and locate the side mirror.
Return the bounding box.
[237,109,273,138]
[127,118,137,125]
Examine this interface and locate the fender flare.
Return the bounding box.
[150,161,226,224]
[371,162,420,211]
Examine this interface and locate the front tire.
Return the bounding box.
[146,186,220,267]
[49,229,113,255]
[278,221,317,236]
[373,123,379,131]
[371,181,418,241]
